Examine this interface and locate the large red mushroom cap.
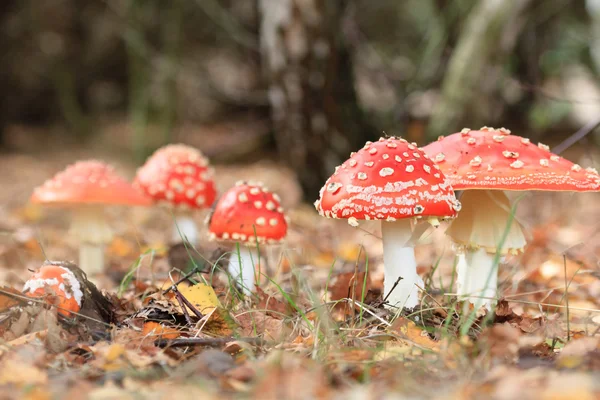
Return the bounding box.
[314,136,461,224]
[23,264,83,317]
[422,127,600,191]
[31,160,152,206]
[208,181,287,244]
[134,144,217,210]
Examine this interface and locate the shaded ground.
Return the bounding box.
[0,123,600,399]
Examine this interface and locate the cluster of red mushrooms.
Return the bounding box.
[25,144,289,315]
[22,127,600,317]
[316,127,600,311]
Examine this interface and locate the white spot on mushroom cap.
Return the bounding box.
[470,156,482,167]
[238,192,249,202]
[379,167,394,177]
[509,160,524,169]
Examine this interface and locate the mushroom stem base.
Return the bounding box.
[457,247,500,311]
[171,214,198,245]
[69,206,112,276]
[79,243,105,276]
[382,219,423,310]
[228,245,259,295]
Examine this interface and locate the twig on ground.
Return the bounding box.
[563,255,571,342]
[383,276,403,303]
[155,337,267,348]
[163,266,204,294]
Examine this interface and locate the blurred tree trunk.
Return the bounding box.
[588,0,600,73]
[259,0,372,198]
[427,0,532,141]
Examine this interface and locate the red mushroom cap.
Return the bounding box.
[208,181,287,244]
[30,160,152,206]
[23,264,83,317]
[134,144,217,210]
[314,136,461,223]
[422,127,600,191]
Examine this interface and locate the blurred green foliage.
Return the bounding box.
[0,0,598,151]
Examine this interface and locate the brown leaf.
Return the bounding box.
[0,349,48,386]
[329,271,372,302]
[251,352,330,400]
[0,286,23,312]
[479,323,521,362]
[141,321,181,340]
[495,299,516,320]
[518,317,544,334]
[236,312,291,340]
[388,317,440,351]
[255,287,290,318]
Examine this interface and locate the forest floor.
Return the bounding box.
[0,123,600,399]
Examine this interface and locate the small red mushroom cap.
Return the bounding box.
[23,264,83,317]
[422,127,600,191]
[134,144,217,210]
[30,160,152,206]
[314,137,461,224]
[208,181,288,244]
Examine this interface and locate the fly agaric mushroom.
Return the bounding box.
[207,181,287,294]
[134,144,217,245]
[23,263,83,317]
[31,161,152,275]
[423,127,600,310]
[315,136,461,309]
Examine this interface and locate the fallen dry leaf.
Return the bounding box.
[171,283,221,316]
[141,321,181,339]
[255,287,290,318]
[0,286,23,311]
[388,317,440,351]
[0,348,48,386]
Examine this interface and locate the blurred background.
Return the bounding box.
[1,0,600,199]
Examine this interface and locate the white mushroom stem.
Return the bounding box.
[69,206,113,276]
[171,212,198,244]
[382,218,423,309]
[457,248,499,311]
[446,190,526,310]
[228,245,259,295]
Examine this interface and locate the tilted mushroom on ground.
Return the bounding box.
[314,136,461,309]
[30,160,152,275]
[207,181,288,295]
[422,127,600,310]
[134,144,217,245]
[23,263,83,317]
